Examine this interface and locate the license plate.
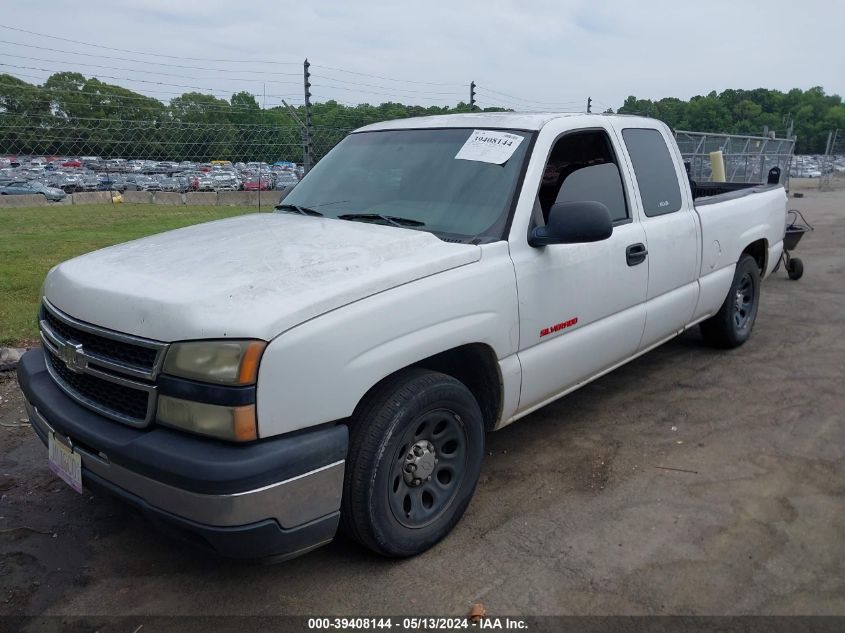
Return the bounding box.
[48,432,83,494]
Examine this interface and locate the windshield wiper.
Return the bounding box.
[338,213,425,228]
[275,203,324,217]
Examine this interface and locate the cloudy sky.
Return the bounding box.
[1,0,841,111]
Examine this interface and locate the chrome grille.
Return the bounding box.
[39,299,167,427]
[41,307,158,371]
[45,348,152,422]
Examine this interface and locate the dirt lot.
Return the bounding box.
[1,186,843,620]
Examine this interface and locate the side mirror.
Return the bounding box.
[529,201,613,247]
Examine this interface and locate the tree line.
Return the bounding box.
[1,72,842,161]
[617,87,844,153]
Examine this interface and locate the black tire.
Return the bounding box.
[341,368,485,557]
[700,254,761,348]
[787,257,804,280]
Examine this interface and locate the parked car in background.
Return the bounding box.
[159,177,189,193]
[1,155,307,198]
[121,175,143,191]
[50,173,84,193]
[243,175,272,191]
[78,175,97,191]
[0,180,67,201]
[97,176,127,192]
[211,173,240,191]
[197,175,215,191]
[139,176,162,192]
[274,172,299,191]
[181,173,201,191]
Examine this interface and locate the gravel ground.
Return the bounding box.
[1,186,843,620]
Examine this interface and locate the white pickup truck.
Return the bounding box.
[19,113,786,560]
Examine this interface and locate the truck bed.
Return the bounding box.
[693,182,781,206]
[694,184,787,280]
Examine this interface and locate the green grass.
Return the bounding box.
[0,204,259,346]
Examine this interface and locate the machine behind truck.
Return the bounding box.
[18,113,787,560]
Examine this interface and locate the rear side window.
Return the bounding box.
[622,128,682,217]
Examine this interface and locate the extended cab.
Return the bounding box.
[18,114,786,560]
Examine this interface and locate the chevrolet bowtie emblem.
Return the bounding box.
[59,341,87,374]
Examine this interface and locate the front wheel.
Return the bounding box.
[341,368,485,557]
[700,254,761,348]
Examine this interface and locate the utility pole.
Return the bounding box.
[469,81,476,111]
[303,58,313,174]
[587,97,592,113]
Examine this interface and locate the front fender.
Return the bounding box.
[255,242,520,437]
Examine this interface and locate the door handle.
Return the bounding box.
[626,243,648,266]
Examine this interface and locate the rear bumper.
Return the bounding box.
[18,349,348,561]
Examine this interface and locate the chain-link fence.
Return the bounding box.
[0,112,352,165]
[2,115,814,192]
[820,129,845,191]
[674,130,796,185]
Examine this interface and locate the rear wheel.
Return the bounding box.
[700,254,761,348]
[341,368,484,557]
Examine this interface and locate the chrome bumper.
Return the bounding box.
[25,399,344,529]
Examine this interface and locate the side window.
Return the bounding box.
[537,130,629,224]
[622,128,682,217]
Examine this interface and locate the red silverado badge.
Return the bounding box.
[540,317,578,338]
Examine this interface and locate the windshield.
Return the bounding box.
[280,128,532,241]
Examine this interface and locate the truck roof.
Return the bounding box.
[356,112,657,133]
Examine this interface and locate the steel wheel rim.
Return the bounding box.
[387,408,468,529]
[733,272,755,330]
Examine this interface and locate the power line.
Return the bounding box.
[0,52,303,85]
[474,92,580,112]
[0,39,302,75]
[0,25,302,65]
[1,84,300,109]
[1,64,462,107]
[592,99,616,112]
[311,81,463,102]
[311,64,464,87]
[309,84,461,103]
[475,84,583,109]
[0,80,300,114]
[474,89,579,107]
[0,25,595,112]
[309,74,464,96]
[0,62,302,95]
[0,112,303,128]
[0,29,464,97]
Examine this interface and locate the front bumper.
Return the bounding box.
[18,349,348,560]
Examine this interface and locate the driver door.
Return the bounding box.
[510,128,648,415]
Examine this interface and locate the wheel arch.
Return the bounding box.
[741,238,768,275]
[351,343,503,432]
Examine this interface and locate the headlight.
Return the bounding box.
[163,340,266,385]
[157,396,257,442]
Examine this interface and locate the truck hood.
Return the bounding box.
[43,213,480,341]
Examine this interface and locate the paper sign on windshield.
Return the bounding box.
[455,130,524,164]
